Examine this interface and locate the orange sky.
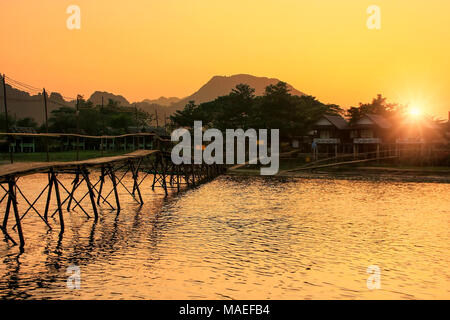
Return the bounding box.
[1,0,449,119]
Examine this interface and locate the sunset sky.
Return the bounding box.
[1,0,449,119]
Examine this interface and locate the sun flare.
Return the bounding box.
[408,106,423,117]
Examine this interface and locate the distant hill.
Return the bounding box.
[142,97,181,107]
[0,84,75,125]
[172,74,304,108]
[89,91,131,106]
[1,74,304,125]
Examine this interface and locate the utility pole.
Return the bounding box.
[101,96,104,134]
[135,104,138,150]
[135,104,138,128]
[164,112,167,130]
[76,95,80,161]
[101,96,104,156]
[43,89,49,162]
[155,109,159,127]
[2,74,13,163]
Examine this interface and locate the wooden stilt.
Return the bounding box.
[183,164,190,187]
[9,180,25,249]
[2,190,12,229]
[51,177,90,219]
[151,157,158,191]
[130,161,144,205]
[82,169,98,221]
[97,166,105,205]
[0,224,16,245]
[52,172,64,232]
[67,172,79,211]
[14,185,52,229]
[44,173,54,221]
[108,165,121,213]
[0,148,225,248]
[176,166,181,193]
[161,158,168,196]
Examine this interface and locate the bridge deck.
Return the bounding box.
[0,150,158,181]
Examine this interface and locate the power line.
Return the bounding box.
[4,76,42,95]
[3,74,77,101]
[5,80,41,95]
[5,75,40,91]
[1,74,146,117]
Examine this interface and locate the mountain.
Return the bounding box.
[1,74,304,126]
[142,97,181,107]
[89,91,130,107]
[0,84,75,125]
[172,74,304,108]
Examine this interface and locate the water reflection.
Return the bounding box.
[0,174,449,299]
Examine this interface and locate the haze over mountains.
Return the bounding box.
[2,74,304,125]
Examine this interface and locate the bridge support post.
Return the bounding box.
[130,160,144,205]
[176,166,181,193]
[51,171,64,233]
[8,179,25,249]
[183,164,190,187]
[44,173,54,221]
[2,188,12,230]
[82,168,98,222]
[108,165,121,213]
[97,166,105,205]
[161,157,168,196]
[151,157,157,191]
[67,172,79,211]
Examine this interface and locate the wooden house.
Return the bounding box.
[394,113,449,165]
[9,127,37,152]
[311,114,350,156]
[395,117,445,145]
[350,114,392,157]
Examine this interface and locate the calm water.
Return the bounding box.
[0,173,449,299]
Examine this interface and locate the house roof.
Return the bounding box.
[10,126,37,134]
[361,114,392,129]
[128,126,169,136]
[318,114,349,130]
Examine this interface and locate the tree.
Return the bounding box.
[16,117,38,129]
[347,94,404,124]
[109,113,133,134]
[170,82,344,140]
[48,107,76,133]
[0,112,16,131]
[170,101,202,128]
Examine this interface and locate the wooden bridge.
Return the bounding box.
[0,138,226,250]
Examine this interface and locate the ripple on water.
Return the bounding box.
[0,174,449,299]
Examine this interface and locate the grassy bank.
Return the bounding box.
[228,159,450,179]
[0,150,128,163]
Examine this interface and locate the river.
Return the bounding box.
[0,174,449,299]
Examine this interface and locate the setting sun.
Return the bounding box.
[408,106,423,117]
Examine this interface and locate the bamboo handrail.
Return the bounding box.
[0,132,172,142]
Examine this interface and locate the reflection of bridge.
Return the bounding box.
[0,134,226,250]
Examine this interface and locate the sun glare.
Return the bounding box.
[408,106,423,117]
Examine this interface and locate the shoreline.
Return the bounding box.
[228,166,450,183]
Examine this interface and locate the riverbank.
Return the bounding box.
[228,165,450,183]
[0,150,127,163]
